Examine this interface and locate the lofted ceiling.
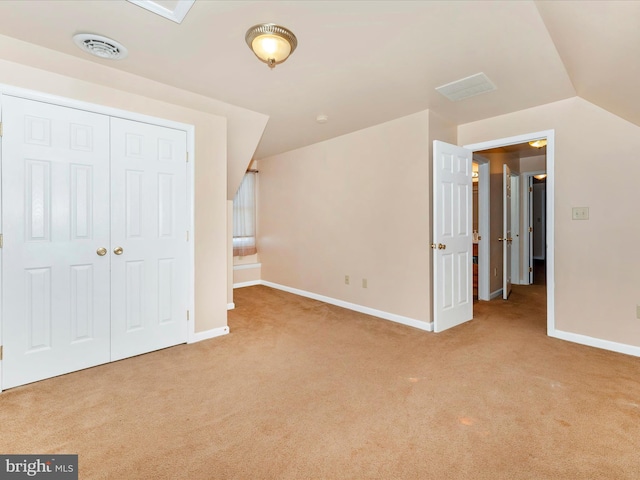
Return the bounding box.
[0,1,636,159]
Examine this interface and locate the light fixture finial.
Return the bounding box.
[245,23,297,69]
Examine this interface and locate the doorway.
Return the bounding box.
[531,174,547,285]
[465,130,554,335]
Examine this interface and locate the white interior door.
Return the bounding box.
[527,176,534,284]
[432,140,473,332]
[2,95,111,389]
[110,117,188,361]
[510,175,520,285]
[502,164,512,299]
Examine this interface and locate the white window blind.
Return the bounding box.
[233,172,257,256]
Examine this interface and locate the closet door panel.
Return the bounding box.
[1,95,111,389]
[110,117,188,361]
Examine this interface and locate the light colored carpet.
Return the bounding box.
[1,284,639,479]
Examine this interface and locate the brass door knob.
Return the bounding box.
[431,243,437,249]
[438,243,446,250]
[498,237,504,242]
[114,246,124,255]
[96,247,107,256]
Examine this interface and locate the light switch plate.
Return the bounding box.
[572,207,589,220]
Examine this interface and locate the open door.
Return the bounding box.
[502,164,512,299]
[527,175,534,284]
[510,175,520,285]
[432,141,473,332]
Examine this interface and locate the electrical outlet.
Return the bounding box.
[345,275,350,285]
[362,278,368,288]
[572,207,589,220]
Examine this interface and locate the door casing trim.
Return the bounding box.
[464,129,555,336]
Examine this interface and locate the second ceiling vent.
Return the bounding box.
[436,72,496,102]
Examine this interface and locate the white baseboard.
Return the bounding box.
[261,280,432,332]
[490,288,503,300]
[550,329,640,358]
[232,280,640,358]
[233,280,261,289]
[188,325,229,344]
[227,302,235,310]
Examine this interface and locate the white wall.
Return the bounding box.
[259,111,438,324]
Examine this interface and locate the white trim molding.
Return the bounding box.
[127,0,195,24]
[261,281,433,332]
[550,330,640,358]
[234,280,261,289]
[233,263,262,271]
[490,289,503,300]
[188,326,230,344]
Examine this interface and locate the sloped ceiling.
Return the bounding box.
[535,0,640,129]
[0,1,635,161]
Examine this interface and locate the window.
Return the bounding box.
[232,172,257,256]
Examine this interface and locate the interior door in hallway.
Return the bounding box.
[503,164,512,299]
[110,117,189,361]
[432,141,473,332]
[1,95,111,389]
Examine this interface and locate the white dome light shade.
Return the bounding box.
[529,139,547,148]
[246,24,297,69]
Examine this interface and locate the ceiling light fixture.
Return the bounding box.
[534,174,547,180]
[245,23,297,69]
[529,139,547,148]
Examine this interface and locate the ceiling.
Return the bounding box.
[0,1,637,160]
[479,142,546,159]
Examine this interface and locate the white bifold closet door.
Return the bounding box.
[1,95,188,389]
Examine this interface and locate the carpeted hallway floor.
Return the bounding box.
[1,284,639,479]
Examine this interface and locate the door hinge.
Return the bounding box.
[186,152,189,163]
[529,227,533,233]
[529,186,533,192]
[186,230,189,241]
[0,233,3,248]
[529,267,533,273]
[0,345,3,360]
[187,310,190,321]
[0,122,3,137]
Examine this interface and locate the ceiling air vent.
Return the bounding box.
[73,34,128,60]
[436,72,496,102]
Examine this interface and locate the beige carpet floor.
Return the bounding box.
[1,284,640,479]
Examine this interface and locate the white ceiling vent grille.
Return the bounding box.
[73,34,128,60]
[436,72,497,102]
